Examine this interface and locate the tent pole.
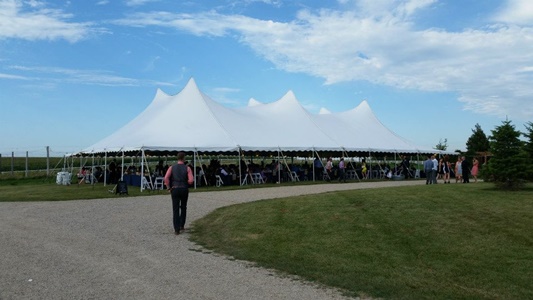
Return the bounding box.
[312,148,315,182]
[193,150,197,190]
[368,151,371,179]
[91,153,95,185]
[277,148,281,184]
[121,150,125,182]
[238,148,242,186]
[394,151,398,175]
[140,149,145,192]
[417,152,420,176]
[71,154,75,175]
[103,150,107,187]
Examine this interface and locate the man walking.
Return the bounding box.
[164,152,194,235]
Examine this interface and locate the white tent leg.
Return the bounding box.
[103,151,107,187]
[193,150,197,190]
[91,153,95,185]
[121,150,125,182]
[140,149,145,192]
[312,148,315,182]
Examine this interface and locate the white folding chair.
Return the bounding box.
[323,170,331,181]
[251,173,264,184]
[154,177,164,190]
[141,177,152,191]
[216,175,224,187]
[290,171,300,182]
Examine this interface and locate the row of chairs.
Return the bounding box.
[141,176,165,191]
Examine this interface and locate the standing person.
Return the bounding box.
[431,154,439,184]
[401,155,410,179]
[471,157,479,183]
[441,155,451,184]
[155,160,165,177]
[455,156,463,183]
[325,157,333,181]
[164,152,194,235]
[461,156,471,183]
[423,155,433,184]
[108,158,117,184]
[338,157,346,183]
[313,157,323,181]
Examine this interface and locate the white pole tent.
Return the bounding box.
[74,78,453,189]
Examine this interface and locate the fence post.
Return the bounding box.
[46,146,50,177]
[26,151,29,178]
[11,151,14,176]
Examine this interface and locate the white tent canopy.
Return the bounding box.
[79,78,446,155]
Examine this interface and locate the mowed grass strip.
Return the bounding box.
[190,183,533,300]
[0,176,326,202]
[0,178,153,201]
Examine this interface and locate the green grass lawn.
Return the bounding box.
[0,176,318,201]
[190,183,533,300]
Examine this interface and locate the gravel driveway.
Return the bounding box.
[0,180,423,300]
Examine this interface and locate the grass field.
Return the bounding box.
[190,183,533,300]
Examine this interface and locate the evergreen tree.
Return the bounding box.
[523,122,533,181]
[466,123,490,157]
[524,122,533,159]
[484,120,528,189]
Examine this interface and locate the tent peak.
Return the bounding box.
[319,107,332,114]
[247,98,263,107]
[153,88,171,103]
[356,99,372,114]
[184,77,199,91]
[278,90,298,104]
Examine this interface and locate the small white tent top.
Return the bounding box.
[79,78,446,156]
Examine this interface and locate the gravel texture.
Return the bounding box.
[0,180,424,300]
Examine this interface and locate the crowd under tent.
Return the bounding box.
[74,78,453,190]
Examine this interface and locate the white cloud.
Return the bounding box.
[7,65,174,87]
[213,87,241,93]
[125,0,159,7]
[243,0,282,7]
[493,0,533,25]
[339,0,435,19]
[0,0,92,42]
[115,0,533,120]
[0,72,29,79]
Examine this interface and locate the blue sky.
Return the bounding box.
[1,0,532,157]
